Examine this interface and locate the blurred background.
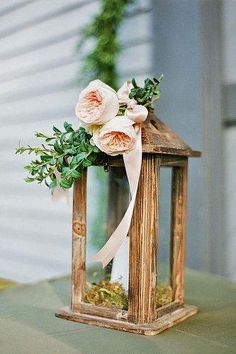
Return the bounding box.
[0,0,235,286]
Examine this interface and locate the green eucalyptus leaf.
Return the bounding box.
[64,148,77,155]
[82,158,92,167]
[61,167,70,176]
[25,177,35,183]
[53,126,61,134]
[60,178,73,189]
[41,155,52,162]
[54,141,63,154]
[91,146,100,153]
[64,121,74,132]
[71,170,81,179]
[131,78,137,88]
[49,179,57,192]
[70,152,87,167]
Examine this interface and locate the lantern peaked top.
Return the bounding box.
[141,112,201,157]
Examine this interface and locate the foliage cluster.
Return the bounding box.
[16,123,99,191]
[129,75,164,110]
[16,77,162,191]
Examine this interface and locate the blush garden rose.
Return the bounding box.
[91,116,137,156]
[75,80,119,126]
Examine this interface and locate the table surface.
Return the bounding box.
[0,269,235,354]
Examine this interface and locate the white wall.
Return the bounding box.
[223,0,236,84]
[223,0,236,281]
[0,0,153,283]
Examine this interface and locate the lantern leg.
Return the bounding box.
[128,155,159,324]
[71,171,87,312]
[170,160,188,304]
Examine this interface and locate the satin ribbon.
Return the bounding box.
[93,125,142,267]
[52,169,69,204]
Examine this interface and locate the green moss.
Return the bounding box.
[156,285,173,308]
[84,280,173,310]
[84,280,128,310]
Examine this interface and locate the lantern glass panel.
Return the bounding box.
[84,165,129,310]
[156,167,173,307]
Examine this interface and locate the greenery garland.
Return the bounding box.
[77,0,134,89]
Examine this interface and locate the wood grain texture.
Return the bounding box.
[160,156,187,167]
[71,170,87,312]
[141,113,201,157]
[128,155,159,324]
[170,160,188,304]
[77,301,181,321]
[156,300,180,318]
[56,304,197,336]
[79,302,127,321]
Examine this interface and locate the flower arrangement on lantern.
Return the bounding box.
[16,76,163,191]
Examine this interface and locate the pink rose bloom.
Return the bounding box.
[75,80,119,126]
[92,116,137,156]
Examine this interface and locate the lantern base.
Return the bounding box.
[55,304,197,336]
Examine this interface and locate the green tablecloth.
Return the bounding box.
[0,269,235,354]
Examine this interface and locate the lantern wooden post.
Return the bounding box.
[71,170,87,312]
[171,159,188,304]
[128,155,159,323]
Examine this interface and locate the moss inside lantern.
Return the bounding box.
[156,284,173,308]
[84,280,128,310]
[84,279,173,310]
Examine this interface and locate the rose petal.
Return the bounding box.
[101,116,135,131]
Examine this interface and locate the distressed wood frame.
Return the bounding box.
[56,154,197,335]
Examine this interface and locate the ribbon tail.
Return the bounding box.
[52,169,69,204]
[52,187,69,204]
[93,126,142,268]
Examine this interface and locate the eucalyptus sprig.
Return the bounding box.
[16,122,100,191]
[129,75,164,110]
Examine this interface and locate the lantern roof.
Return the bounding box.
[142,112,201,157]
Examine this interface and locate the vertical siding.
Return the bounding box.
[0,0,153,283]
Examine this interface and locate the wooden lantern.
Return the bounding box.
[56,112,201,335]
